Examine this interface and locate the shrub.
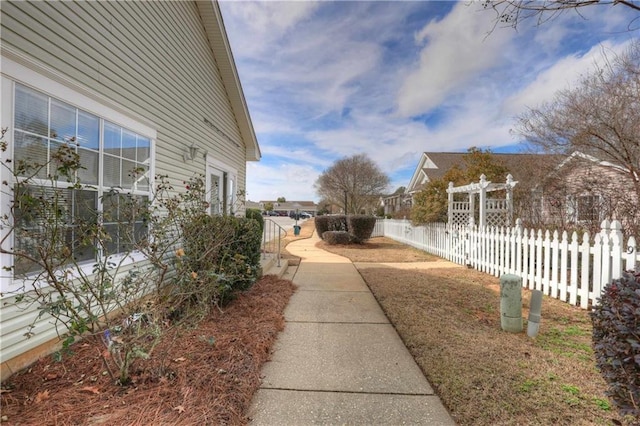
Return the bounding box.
[347,215,377,243]
[182,215,261,306]
[591,270,640,419]
[315,215,347,239]
[322,231,352,245]
[245,208,264,232]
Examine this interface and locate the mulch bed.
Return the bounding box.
[1,275,296,425]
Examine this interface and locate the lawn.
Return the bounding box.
[322,236,630,426]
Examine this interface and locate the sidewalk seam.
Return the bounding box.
[258,387,435,397]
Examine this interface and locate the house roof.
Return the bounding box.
[197,1,261,162]
[407,152,559,194]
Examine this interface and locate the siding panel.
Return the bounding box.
[1,0,250,369]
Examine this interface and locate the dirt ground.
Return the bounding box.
[0,275,296,425]
[1,220,633,425]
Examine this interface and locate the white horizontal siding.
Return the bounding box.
[1,0,249,367]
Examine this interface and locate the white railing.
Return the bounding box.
[262,219,287,267]
[376,218,639,309]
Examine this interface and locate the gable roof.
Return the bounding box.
[196,1,260,162]
[407,152,558,194]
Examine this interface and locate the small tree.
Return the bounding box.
[314,153,390,214]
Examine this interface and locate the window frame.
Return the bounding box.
[576,194,602,223]
[206,156,237,216]
[1,58,157,294]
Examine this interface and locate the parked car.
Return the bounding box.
[299,212,312,219]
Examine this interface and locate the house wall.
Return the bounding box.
[0,1,249,380]
[537,161,637,233]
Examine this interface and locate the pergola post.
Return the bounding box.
[479,174,487,229]
[447,182,454,224]
[506,174,516,226]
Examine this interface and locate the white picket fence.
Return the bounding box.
[372,219,639,309]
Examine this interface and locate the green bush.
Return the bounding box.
[315,215,347,239]
[591,271,640,419]
[322,231,352,245]
[347,215,377,243]
[245,208,264,232]
[181,214,262,307]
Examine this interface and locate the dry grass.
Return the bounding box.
[323,237,628,426]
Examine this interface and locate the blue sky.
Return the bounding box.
[218,1,637,203]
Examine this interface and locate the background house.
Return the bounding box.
[402,151,637,234]
[531,151,640,235]
[0,0,259,380]
[405,152,549,196]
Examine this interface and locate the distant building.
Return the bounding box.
[259,201,318,216]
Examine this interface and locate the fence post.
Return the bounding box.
[599,220,612,296]
[559,231,569,302]
[610,220,623,280]
[624,235,637,271]
[551,230,559,299]
[569,231,579,305]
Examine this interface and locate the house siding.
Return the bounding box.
[539,159,637,229]
[0,0,250,379]
[1,1,247,189]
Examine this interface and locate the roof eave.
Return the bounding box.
[198,1,261,162]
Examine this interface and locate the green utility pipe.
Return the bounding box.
[500,274,523,333]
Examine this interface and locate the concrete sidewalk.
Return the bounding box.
[248,232,456,425]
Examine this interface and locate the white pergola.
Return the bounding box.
[447,174,518,228]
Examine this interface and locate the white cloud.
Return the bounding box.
[396,2,513,117]
[246,162,320,202]
[220,1,320,56]
[221,1,634,202]
[503,40,633,115]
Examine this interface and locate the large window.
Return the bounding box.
[12,84,153,274]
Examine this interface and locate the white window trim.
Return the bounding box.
[206,155,238,216]
[0,60,157,295]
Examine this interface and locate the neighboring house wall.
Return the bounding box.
[0,1,258,380]
[382,193,411,216]
[534,155,639,235]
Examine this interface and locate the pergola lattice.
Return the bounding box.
[447,174,517,228]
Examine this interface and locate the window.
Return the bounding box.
[206,158,237,216]
[576,195,600,222]
[11,84,153,275]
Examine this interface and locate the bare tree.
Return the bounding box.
[514,40,640,235]
[482,0,640,31]
[314,154,390,214]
